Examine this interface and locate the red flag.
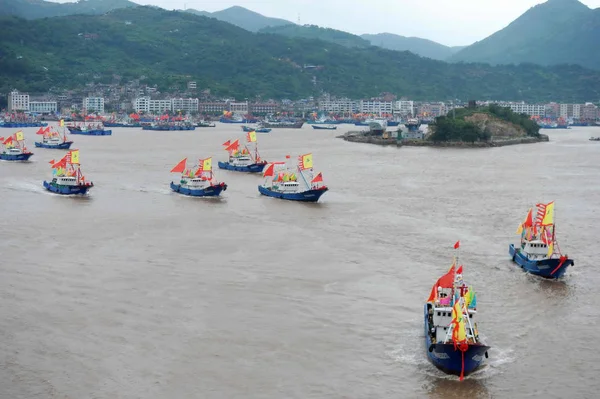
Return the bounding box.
[263,163,275,177]
[36,127,45,135]
[426,265,456,302]
[222,140,231,147]
[285,155,291,159]
[225,139,239,152]
[170,158,187,173]
[0,137,3,141]
[454,241,460,249]
[3,136,13,145]
[48,159,55,164]
[524,208,533,227]
[456,265,463,274]
[311,172,323,183]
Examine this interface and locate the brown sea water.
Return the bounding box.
[1,124,599,398]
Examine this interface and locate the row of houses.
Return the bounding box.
[7,90,105,114]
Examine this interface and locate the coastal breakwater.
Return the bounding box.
[338,132,549,148]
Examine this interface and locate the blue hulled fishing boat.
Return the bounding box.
[425,242,490,380]
[509,202,574,279]
[218,132,268,173]
[312,125,337,130]
[0,131,33,161]
[170,157,227,197]
[68,123,112,136]
[43,150,94,195]
[258,153,328,202]
[34,123,73,149]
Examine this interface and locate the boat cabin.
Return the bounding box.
[181,177,210,188]
[54,176,78,186]
[229,155,253,166]
[521,239,551,260]
[278,181,301,192]
[428,302,478,344]
[4,148,24,155]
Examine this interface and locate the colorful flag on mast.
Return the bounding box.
[170,158,187,173]
[15,131,24,141]
[541,201,555,225]
[299,153,313,169]
[263,163,275,177]
[311,172,323,183]
[247,131,257,143]
[200,157,212,171]
[454,241,460,249]
[70,149,80,165]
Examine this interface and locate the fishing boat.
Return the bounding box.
[218,132,268,173]
[170,157,227,197]
[68,123,112,136]
[0,131,34,161]
[312,125,337,130]
[241,125,271,133]
[509,202,574,279]
[34,121,73,149]
[261,119,305,129]
[258,153,328,202]
[197,120,216,128]
[425,241,490,380]
[589,137,600,141]
[43,150,94,195]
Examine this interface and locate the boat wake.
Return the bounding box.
[5,181,46,194]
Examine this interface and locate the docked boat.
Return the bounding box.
[261,119,304,129]
[0,120,47,128]
[425,242,490,380]
[34,122,73,149]
[68,123,112,136]
[312,125,337,130]
[1,131,34,161]
[589,137,600,141]
[405,118,422,132]
[197,120,216,128]
[258,153,328,202]
[142,122,195,131]
[241,125,271,133]
[509,202,574,279]
[218,133,268,173]
[170,157,227,197]
[43,149,94,195]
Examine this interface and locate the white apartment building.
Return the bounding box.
[29,101,57,114]
[359,100,393,115]
[395,100,415,116]
[559,103,581,119]
[83,97,105,114]
[229,101,248,114]
[8,90,30,112]
[133,97,150,113]
[318,98,359,113]
[149,100,172,114]
[506,102,546,117]
[172,98,199,114]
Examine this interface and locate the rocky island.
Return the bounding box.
[341,104,549,148]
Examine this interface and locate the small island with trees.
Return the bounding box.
[341,103,549,148]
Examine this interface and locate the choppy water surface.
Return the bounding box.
[1,124,599,398]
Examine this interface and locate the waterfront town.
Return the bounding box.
[2,80,600,124]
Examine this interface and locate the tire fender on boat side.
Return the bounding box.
[428,344,435,353]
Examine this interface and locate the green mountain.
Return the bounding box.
[361,33,466,60]
[449,0,600,70]
[0,0,137,19]
[184,6,294,32]
[259,24,371,48]
[1,6,600,102]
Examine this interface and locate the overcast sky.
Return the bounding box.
[52,0,600,46]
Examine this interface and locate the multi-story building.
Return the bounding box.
[29,101,58,114]
[187,81,197,90]
[8,90,30,112]
[250,103,279,114]
[318,98,359,113]
[359,100,393,115]
[418,102,448,118]
[148,100,172,114]
[504,102,546,117]
[395,100,415,116]
[545,103,560,119]
[83,97,105,114]
[172,98,199,114]
[580,103,599,120]
[199,102,228,113]
[133,97,150,113]
[229,101,249,114]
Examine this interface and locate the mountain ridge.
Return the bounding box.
[182,5,294,32]
[361,33,466,60]
[1,7,599,102]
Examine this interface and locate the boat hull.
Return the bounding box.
[0,122,47,128]
[69,129,112,136]
[424,304,489,377]
[43,180,92,195]
[35,141,73,149]
[509,244,574,279]
[170,182,227,197]
[218,161,266,173]
[0,152,33,161]
[312,125,337,130]
[258,185,328,202]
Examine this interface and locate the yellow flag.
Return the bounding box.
[202,157,212,171]
[542,201,554,225]
[247,130,257,143]
[302,153,313,169]
[15,131,24,141]
[516,223,523,235]
[547,242,554,257]
[70,149,80,164]
[59,119,64,127]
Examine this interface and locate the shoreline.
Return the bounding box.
[338,132,550,148]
